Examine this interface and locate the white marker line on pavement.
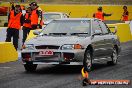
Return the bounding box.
[0,67,11,69]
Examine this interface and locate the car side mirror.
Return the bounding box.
[33,30,41,35]
[94,30,102,35]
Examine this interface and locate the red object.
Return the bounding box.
[95,11,104,21]
[24,54,31,61]
[31,8,39,25]
[39,50,54,56]
[8,10,22,29]
[0,7,8,16]
[81,67,89,78]
[63,53,74,61]
[23,13,32,28]
[123,15,128,21]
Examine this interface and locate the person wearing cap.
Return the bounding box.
[22,7,32,45]
[6,5,24,50]
[29,2,43,29]
[93,6,112,21]
[122,6,129,21]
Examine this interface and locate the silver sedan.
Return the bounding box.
[21,18,121,72]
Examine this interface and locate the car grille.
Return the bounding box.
[35,45,60,49]
[33,52,61,62]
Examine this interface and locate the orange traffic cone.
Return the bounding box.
[81,67,91,86]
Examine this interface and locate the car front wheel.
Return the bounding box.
[83,50,93,72]
[24,64,37,72]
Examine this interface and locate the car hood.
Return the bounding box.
[25,36,88,46]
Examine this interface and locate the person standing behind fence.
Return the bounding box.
[93,6,112,21]
[29,2,43,29]
[6,5,24,50]
[22,7,32,45]
[122,6,129,21]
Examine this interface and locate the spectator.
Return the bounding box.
[22,7,32,44]
[122,6,129,21]
[93,6,112,21]
[5,5,24,50]
[29,2,43,29]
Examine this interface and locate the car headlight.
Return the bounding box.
[61,44,82,50]
[23,44,34,50]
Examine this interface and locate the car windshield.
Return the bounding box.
[40,20,91,36]
[43,14,61,21]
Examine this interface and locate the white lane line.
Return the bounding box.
[0,67,11,69]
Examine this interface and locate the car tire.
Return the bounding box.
[83,50,93,72]
[107,48,118,65]
[24,64,37,72]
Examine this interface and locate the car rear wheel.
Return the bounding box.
[24,64,37,72]
[107,48,118,65]
[83,50,93,72]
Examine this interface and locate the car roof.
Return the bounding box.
[43,12,66,14]
[52,18,98,21]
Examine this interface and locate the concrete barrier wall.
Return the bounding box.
[40,5,132,20]
[0,27,23,49]
[0,27,7,42]
[108,23,132,42]
[26,29,42,40]
[0,42,18,63]
[19,4,132,20]
[124,21,132,39]
[26,30,37,41]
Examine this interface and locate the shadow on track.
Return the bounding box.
[24,63,116,75]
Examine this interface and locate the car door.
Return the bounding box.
[98,21,113,56]
[91,20,106,58]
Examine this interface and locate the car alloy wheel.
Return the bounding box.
[83,50,92,71]
[111,48,118,65]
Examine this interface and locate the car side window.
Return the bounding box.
[92,20,103,34]
[99,21,110,34]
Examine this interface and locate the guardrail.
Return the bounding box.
[108,23,132,42]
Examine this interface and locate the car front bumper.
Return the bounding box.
[21,49,85,65]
